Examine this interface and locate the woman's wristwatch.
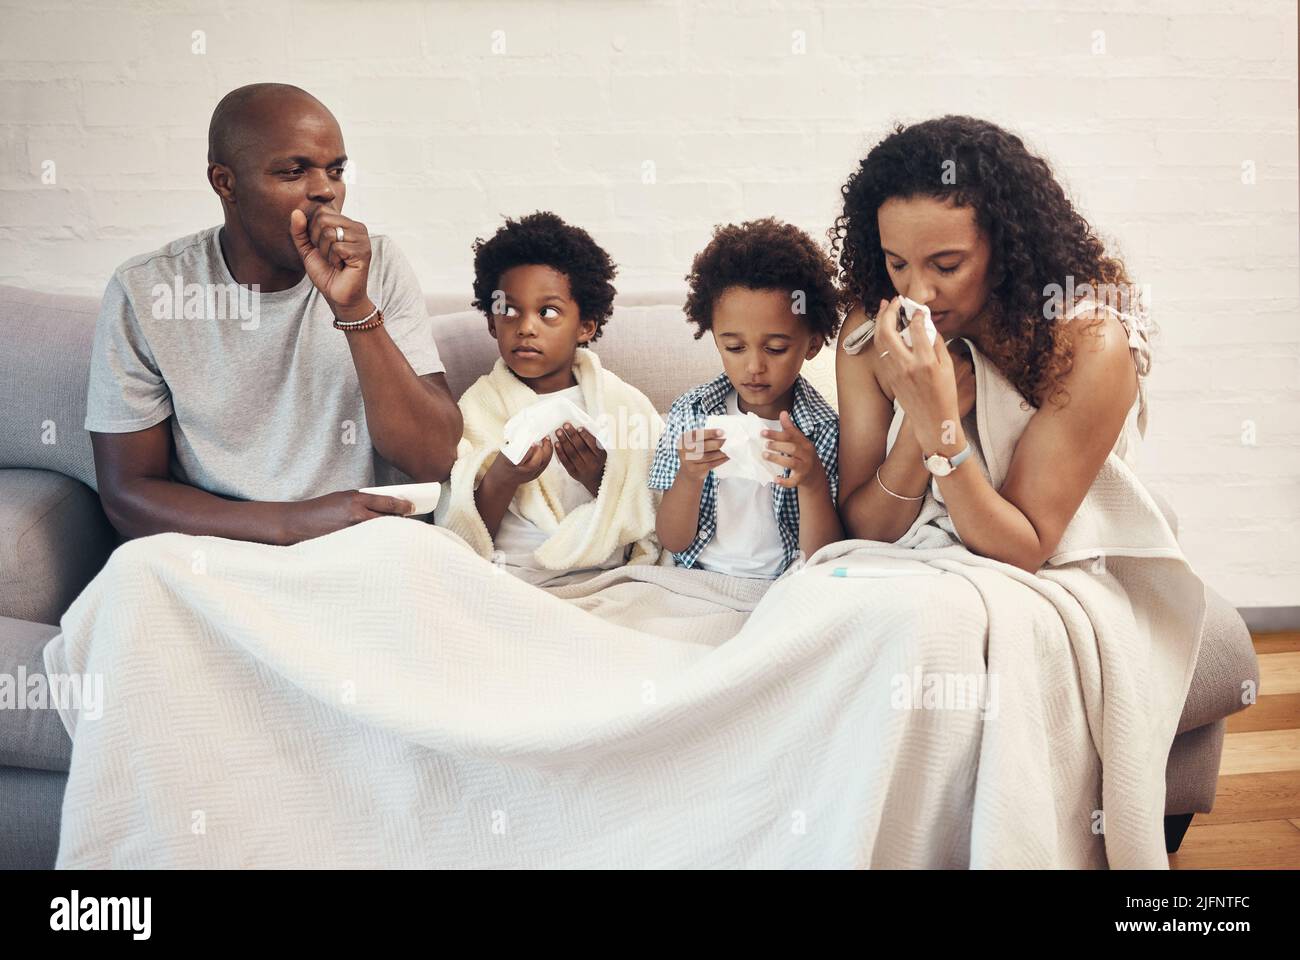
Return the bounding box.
[922,443,973,477]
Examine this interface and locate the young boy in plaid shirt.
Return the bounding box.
[650,218,843,578]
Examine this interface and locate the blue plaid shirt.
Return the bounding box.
[649,372,839,574]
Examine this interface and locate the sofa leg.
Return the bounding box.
[1164,812,1195,854]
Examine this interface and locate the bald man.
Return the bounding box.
[85,84,463,544]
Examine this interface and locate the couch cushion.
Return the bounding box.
[0,766,64,869]
[0,469,118,626]
[0,285,101,490]
[0,615,71,772]
[1128,488,1252,732]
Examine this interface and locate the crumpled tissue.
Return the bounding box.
[500,395,612,465]
[841,295,939,355]
[702,412,785,484]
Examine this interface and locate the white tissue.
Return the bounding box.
[702,412,785,484]
[840,297,938,356]
[359,481,442,515]
[897,296,938,348]
[500,395,611,465]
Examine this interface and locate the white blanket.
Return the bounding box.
[44,343,1205,869]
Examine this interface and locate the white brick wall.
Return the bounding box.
[0,0,1296,608]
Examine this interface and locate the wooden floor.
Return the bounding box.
[1169,631,1300,869]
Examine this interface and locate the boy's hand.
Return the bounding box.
[762,412,827,490]
[487,437,553,489]
[677,428,728,483]
[554,423,607,498]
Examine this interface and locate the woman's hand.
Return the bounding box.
[762,412,827,490]
[873,297,965,455]
[554,423,607,498]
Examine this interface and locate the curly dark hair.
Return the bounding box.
[829,115,1139,407]
[684,217,842,343]
[470,211,618,345]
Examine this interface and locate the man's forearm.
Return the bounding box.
[342,322,462,481]
[102,476,299,545]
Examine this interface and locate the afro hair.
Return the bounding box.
[470,211,618,345]
[683,217,841,343]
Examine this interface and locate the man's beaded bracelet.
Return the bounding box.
[333,306,384,332]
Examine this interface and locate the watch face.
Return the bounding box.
[924,454,953,477]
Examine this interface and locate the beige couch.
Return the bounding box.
[0,283,1259,867]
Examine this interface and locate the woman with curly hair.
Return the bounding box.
[832,115,1151,571]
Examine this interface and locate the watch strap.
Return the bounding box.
[923,442,972,476]
[948,443,973,469]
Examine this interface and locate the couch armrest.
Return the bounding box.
[1145,487,1257,732]
[0,468,117,626]
[1177,584,1259,734]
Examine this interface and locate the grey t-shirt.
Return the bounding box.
[85,225,445,501]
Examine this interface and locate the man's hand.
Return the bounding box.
[554,423,607,498]
[289,206,374,321]
[284,489,414,544]
[762,412,828,490]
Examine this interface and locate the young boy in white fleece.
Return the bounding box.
[650,218,843,578]
[436,212,662,586]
